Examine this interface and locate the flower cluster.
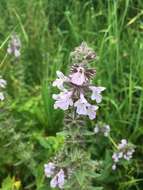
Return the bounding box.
[70,42,96,63]
[112,139,135,170]
[7,34,21,57]
[44,162,65,189]
[52,42,105,120]
[94,123,110,137]
[0,76,7,101]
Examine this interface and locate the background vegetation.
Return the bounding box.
[0,0,143,189]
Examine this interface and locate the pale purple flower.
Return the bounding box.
[0,92,5,101]
[74,94,89,115]
[112,139,135,170]
[50,175,58,188]
[112,152,123,163]
[70,67,87,86]
[53,71,69,90]
[53,91,73,110]
[86,105,98,120]
[7,34,21,57]
[44,162,55,178]
[112,153,120,163]
[57,169,65,189]
[89,86,106,103]
[118,139,127,149]
[74,94,99,119]
[50,169,65,189]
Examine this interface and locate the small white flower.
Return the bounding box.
[7,47,12,54]
[94,124,110,136]
[53,91,73,110]
[89,86,105,103]
[112,153,119,163]
[127,149,135,156]
[14,49,20,57]
[0,92,5,101]
[53,71,69,90]
[112,164,116,170]
[103,124,110,137]
[86,105,98,120]
[118,152,123,158]
[126,151,132,156]
[121,139,127,145]
[112,139,135,170]
[74,94,89,115]
[0,77,7,88]
[44,162,55,178]
[118,139,127,149]
[123,154,130,161]
[104,132,108,137]
[121,146,134,161]
[70,67,87,86]
[94,125,99,134]
[7,34,21,57]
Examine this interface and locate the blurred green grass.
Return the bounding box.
[0,0,143,189]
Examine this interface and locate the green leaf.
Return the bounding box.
[86,172,101,178]
[88,187,103,190]
[75,171,86,187]
[83,131,95,136]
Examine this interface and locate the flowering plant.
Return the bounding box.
[44,42,135,189]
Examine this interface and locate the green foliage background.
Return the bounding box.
[0,0,143,189]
